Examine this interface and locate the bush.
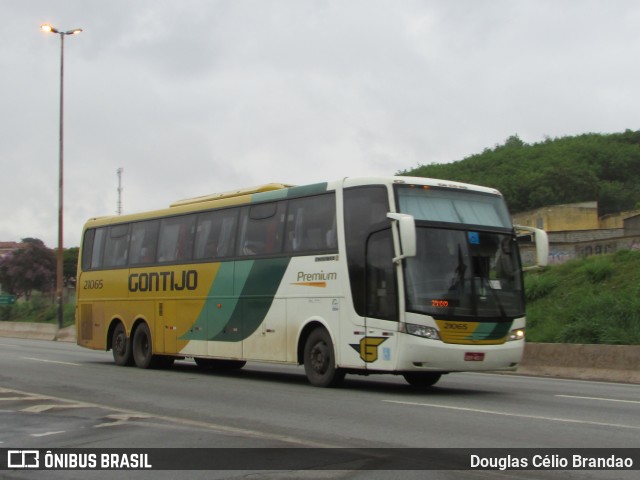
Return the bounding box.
[576,257,614,284]
[524,250,640,344]
[525,271,559,301]
[0,298,74,326]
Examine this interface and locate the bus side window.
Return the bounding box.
[82,228,99,271]
[238,202,285,256]
[90,228,106,269]
[129,220,159,265]
[103,224,130,268]
[284,193,337,254]
[194,214,214,259]
[217,215,238,257]
[194,209,238,260]
[158,215,196,263]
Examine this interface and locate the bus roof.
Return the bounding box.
[81,176,503,229]
[170,183,294,207]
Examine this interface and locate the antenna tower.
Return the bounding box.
[116,168,123,215]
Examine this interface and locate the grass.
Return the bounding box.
[524,249,640,344]
[0,293,75,327]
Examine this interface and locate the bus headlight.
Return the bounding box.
[403,323,440,340]
[508,328,525,341]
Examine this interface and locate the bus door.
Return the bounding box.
[362,228,399,370]
[343,185,398,370]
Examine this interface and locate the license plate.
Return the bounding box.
[464,352,485,361]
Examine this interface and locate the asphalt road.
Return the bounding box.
[1,338,638,479]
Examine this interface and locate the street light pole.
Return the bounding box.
[41,24,82,330]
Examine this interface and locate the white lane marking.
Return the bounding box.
[0,397,49,401]
[383,399,640,430]
[30,431,66,437]
[20,357,80,366]
[556,395,640,405]
[94,413,154,428]
[3,386,337,447]
[22,404,90,413]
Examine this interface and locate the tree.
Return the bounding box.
[400,130,640,215]
[0,238,56,300]
[63,247,79,288]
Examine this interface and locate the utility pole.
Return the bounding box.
[40,23,83,330]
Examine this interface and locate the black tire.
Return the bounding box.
[112,322,133,366]
[303,328,345,387]
[132,323,154,369]
[403,372,442,388]
[195,358,246,370]
[132,322,174,369]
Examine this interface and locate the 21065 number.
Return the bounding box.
[83,279,104,289]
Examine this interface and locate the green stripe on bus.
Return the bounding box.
[467,321,512,341]
[181,258,290,342]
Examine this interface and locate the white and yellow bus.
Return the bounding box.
[76,176,548,387]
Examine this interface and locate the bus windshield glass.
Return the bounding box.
[404,228,524,319]
[396,185,523,320]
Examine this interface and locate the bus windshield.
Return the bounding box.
[396,185,523,320]
[404,228,524,319]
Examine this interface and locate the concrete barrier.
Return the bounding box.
[517,343,640,384]
[0,322,75,342]
[0,322,638,384]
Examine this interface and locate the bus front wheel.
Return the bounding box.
[303,328,345,387]
[112,322,133,366]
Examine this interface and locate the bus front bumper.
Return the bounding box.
[396,335,525,373]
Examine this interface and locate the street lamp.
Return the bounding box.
[40,23,82,330]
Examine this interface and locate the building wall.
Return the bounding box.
[519,234,640,266]
[600,210,640,229]
[513,202,599,232]
[624,214,640,234]
[515,204,640,266]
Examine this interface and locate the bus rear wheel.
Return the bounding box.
[132,323,174,369]
[303,328,345,387]
[112,322,133,366]
[403,372,442,388]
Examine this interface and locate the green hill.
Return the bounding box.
[400,130,640,216]
[525,250,640,344]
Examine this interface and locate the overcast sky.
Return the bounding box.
[2,0,639,248]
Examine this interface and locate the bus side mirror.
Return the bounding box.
[515,225,549,270]
[387,213,417,263]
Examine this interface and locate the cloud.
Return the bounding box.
[2,0,640,247]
